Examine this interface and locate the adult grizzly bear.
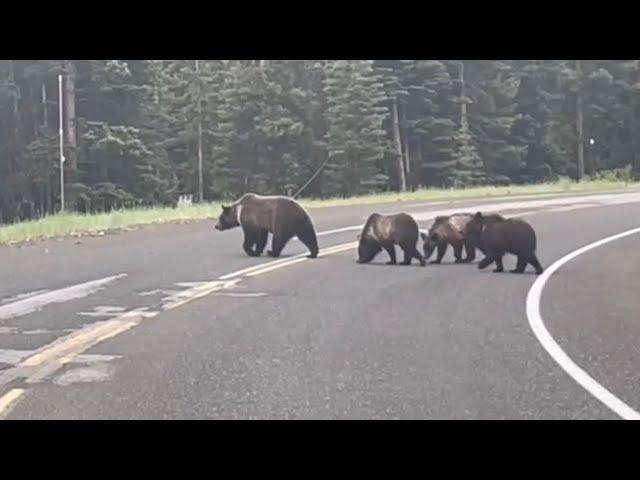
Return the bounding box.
[356,213,426,266]
[463,212,543,274]
[214,193,319,259]
[420,213,476,264]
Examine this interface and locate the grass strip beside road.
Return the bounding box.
[1,179,637,246]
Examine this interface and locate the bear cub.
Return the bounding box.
[357,213,426,266]
[464,212,544,274]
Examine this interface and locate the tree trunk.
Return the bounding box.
[459,61,468,130]
[575,60,585,181]
[402,108,411,178]
[391,98,407,192]
[42,80,53,215]
[197,110,203,202]
[633,98,639,179]
[196,60,204,203]
[30,83,37,138]
[404,134,412,188]
[416,138,424,188]
[631,64,640,179]
[63,61,78,191]
[42,82,48,129]
[8,60,19,173]
[45,164,52,215]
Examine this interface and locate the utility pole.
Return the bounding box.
[58,74,65,213]
[196,60,204,203]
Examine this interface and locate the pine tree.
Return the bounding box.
[374,60,411,191]
[466,60,525,184]
[2,60,640,225]
[323,60,389,196]
[449,61,485,186]
[510,60,574,181]
[74,60,176,210]
[410,60,459,187]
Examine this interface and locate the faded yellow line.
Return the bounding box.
[0,388,25,419]
[18,279,239,379]
[244,257,309,277]
[243,241,359,278]
[219,255,309,280]
[163,279,241,310]
[22,316,138,367]
[318,242,359,257]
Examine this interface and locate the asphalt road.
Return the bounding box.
[1,190,640,419]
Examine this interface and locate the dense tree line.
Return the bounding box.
[1,60,639,224]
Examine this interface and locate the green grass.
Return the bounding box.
[299,178,638,209]
[0,203,222,245]
[1,179,638,246]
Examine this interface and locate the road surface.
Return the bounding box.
[1,190,640,419]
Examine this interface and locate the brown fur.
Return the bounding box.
[462,213,505,255]
[420,213,476,264]
[215,193,319,258]
[357,213,425,266]
[465,212,544,274]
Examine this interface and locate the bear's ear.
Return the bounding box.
[221,205,230,212]
[474,211,483,221]
[420,232,428,242]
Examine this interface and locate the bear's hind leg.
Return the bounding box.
[255,229,269,256]
[477,254,494,270]
[464,240,476,263]
[412,247,426,266]
[430,243,446,264]
[400,246,413,265]
[453,241,464,263]
[296,223,319,259]
[510,255,527,273]
[493,254,505,273]
[527,253,544,275]
[267,232,293,258]
[383,244,397,265]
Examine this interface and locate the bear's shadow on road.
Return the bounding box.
[229,253,327,260]
[476,268,541,276]
[354,262,428,268]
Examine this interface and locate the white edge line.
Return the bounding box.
[526,226,640,420]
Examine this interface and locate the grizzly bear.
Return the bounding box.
[420,213,476,264]
[214,193,319,259]
[463,212,544,274]
[357,213,426,266]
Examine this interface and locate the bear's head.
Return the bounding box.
[215,205,240,231]
[420,228,443,261]
[356,233,382,264]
